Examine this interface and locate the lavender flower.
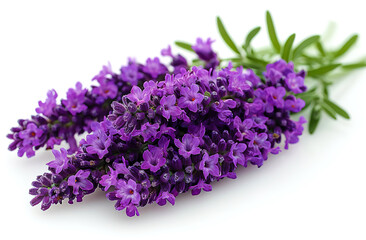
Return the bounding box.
[68,170,94,195]
[199,152,220,179]
[178,84,204,112]
[46,148,70,174]
[141,146,166,172]
[192,38,219,69]
[174,134,201,158]
[28,59,307,217]
[36,90,58,117]
[8,56,172,158]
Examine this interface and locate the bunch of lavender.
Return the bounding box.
[7,39,219,158]
[30,59,306,216]
[175,11,366,133]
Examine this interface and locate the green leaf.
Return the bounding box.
[342,62,366,69]
[333,34,358,59]
[216,17,240,55]
[316,40,326,57]
[266,11,281,53]
[323,98,350,119]
[309,104,322,134]
[220,57,242,62]
[175,41,194,52]
[307,64,341,77]
[320,102,337,120]
[191,59,205,66]
[281,33,296,62]
[292,35,320,59]
[246,55,269,66]
[243,26,261,50]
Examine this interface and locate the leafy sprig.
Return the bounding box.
[175,11,365,134]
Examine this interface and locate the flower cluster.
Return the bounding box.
[29,59,306,216]
[7,58,175,158]
[8,38,219,158]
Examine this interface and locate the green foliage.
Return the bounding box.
[176,11,365,134]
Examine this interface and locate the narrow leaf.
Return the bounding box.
[323,99,350,119]
[216,17,240,55]
[320,102,337,119]
[316,40,326,57]
[246,55,269,66]
[309,104,322,134]
[243,26,261,50]
[292,35,320,59]
[281,33,296,62]
[333,34,358,59]
[175,41,194,52]
[307,64,341,77]
[342,62,366,69]
[266,11,281,53]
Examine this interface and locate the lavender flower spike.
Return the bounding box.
[28,59,307,217]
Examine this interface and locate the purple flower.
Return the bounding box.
[285,73,305,94]
[36,89,58,117]
[132,122,159,142]
[18,145,35,158]
[126,86,150,106]
[199,152,220,179]
[265,86,286,108]
[233,116,253,141]
[99,167,118,191]
[285,97,306,112]
[252,115,268,130]
[92,80,118,100]
[156,124,176,139]
[254,88,274,113]
[115,179,141,206]
[158,74,176,95]
[228,143,247,167]
[263,60,294,84]
[143,57,168,78]
[174,134,201,158]
[284,116,306,149]
[246,132,271,154]
[141,146,166,172]
[192,38,216,62]
[189,179,212,195]
[228,67,253,94]
[85,123,111,159]
[68,170,94,195]
[46,137,62,149]
[156,191,175,206]
[46,148,69,174]
[120,58,144,85]
[178,84,204,112]
[160,95,182,120]
[61,82,87,116]
[126,204,140,217]
[161,45,188,74]
[19,123,43,147]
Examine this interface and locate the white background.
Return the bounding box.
[1,1,365,239]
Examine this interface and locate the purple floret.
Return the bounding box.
[174,134,201,158]
[141,145,166,172]
[61,82,88,116]
[46,148,70,174]
[36,89,58,117]
[199,152,220,179]
[178,84,204,112]
[85,123,112,159]
[68,170,94,195]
